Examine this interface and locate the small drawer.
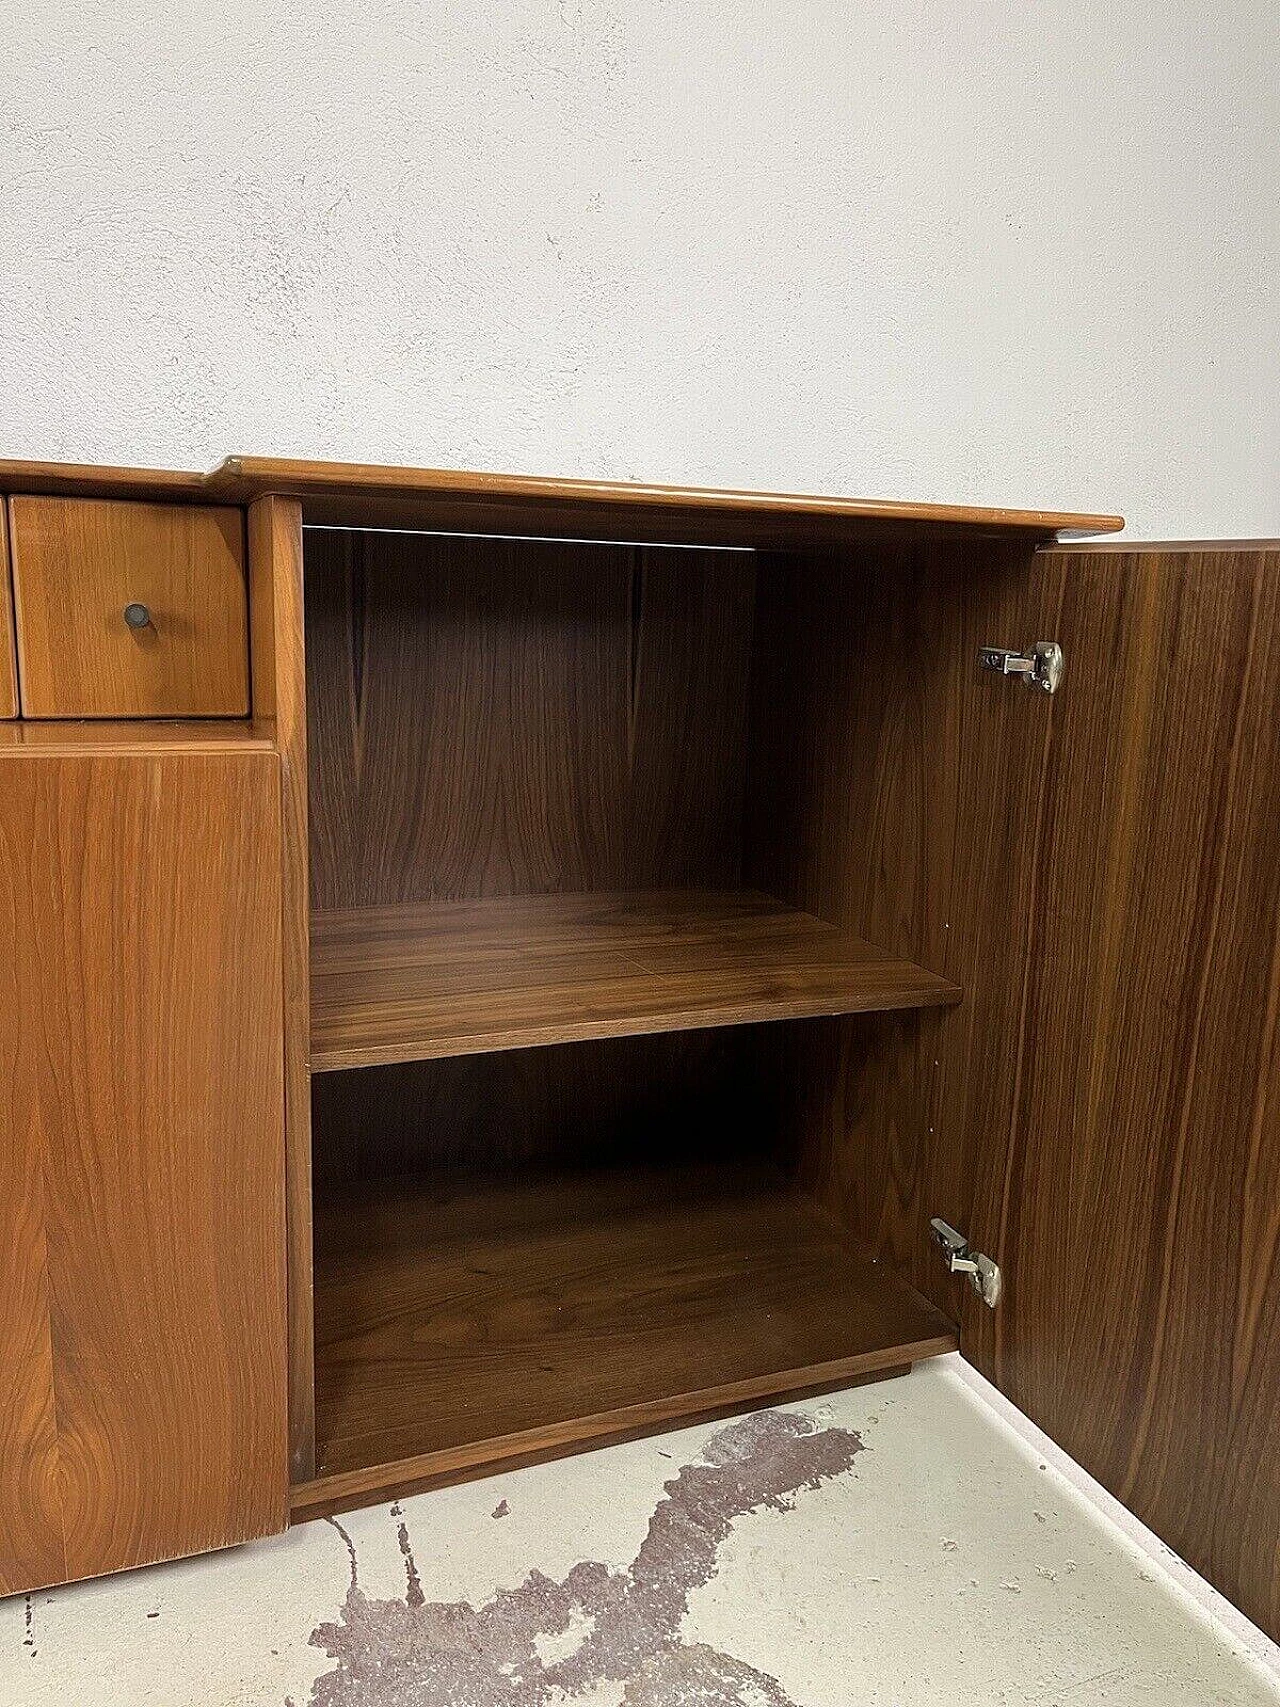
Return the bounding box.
[9,496,249,718]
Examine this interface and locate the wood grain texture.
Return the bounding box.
[751,540,1280,1641]
[1037,537,1280,552]
[0,500,17,717]
[293,1366,913,1522]
[0,750,288,1592]
[970,547,1280,1642]
[305,529,756,908]
[297,496,1112,552]
[311,1026,778,1188]
[745,539,1062,1291]
[746,541,1010,1317]
[308,1163,957,1488]
[310,890,960,1070]
[0,460,208,501]
[9,496,249,717]
[0,930,64,1594]
[248,496,316,1484]
[0,719,274,753]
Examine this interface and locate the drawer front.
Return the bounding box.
[9,496,249,717]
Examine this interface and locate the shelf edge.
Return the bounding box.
[310,976,963,1072]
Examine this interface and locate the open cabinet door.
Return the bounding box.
[940,543,1280,1641]
[751,536,1280,1639]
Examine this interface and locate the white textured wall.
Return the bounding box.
[1,2,1277,537]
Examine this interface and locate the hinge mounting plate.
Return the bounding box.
[930,1217,1002,1308]
[979,639,1064,694]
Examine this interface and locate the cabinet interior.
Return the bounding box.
[302,523,967,1500]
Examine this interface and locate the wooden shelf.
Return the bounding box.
[309,889,960,1071]
[300,1163,958,1511]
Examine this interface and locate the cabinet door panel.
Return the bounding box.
[950,547,1280,1641]
[0,1122,63,1593]
[760,540,1280,1641]
[0,749,287,1590]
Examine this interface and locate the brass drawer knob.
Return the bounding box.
[123,602,153,631]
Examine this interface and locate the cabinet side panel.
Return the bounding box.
[745,540,1048,1297]
[0,502,17,716]
[0,752,288,1583]
[248,496,314,1483]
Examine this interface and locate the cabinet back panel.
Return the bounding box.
[311,1026,781,1189]
[305,530,755,909]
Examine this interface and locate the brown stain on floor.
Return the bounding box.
[303,1409,865,1706]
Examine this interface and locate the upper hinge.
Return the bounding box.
[930,1217,1002,1308]
[978,640,1064,694]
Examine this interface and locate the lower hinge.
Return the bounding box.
[930,1217,1002,1308]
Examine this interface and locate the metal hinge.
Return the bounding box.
[930,1218,1002,1308]
[979,640,1064,694]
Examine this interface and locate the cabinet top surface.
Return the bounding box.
[0,455,1124,542]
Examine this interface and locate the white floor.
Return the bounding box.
[3,1357,1278,1706]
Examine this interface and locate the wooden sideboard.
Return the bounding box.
[1,457,1277,1646]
